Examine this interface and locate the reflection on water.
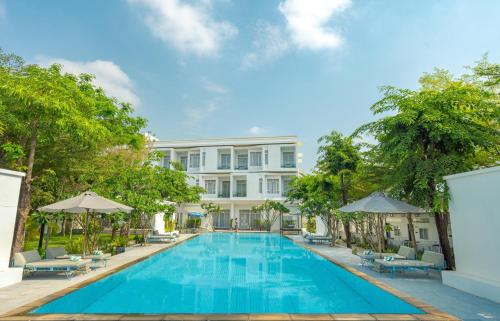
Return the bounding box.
[33,233,422,314]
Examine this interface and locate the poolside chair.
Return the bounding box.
[13,250,91,279]
[373,250,445,277]
[46,246,112,267]
[303,231,332,245]
[147,231,177,243]
[359,245,416,266]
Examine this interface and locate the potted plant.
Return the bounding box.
[113,236,128,254]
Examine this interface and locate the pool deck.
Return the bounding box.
[1,233,497,320]
[287,235,500,321]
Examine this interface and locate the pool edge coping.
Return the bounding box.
[1,232,461,321]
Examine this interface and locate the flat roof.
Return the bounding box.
[153,135,300,148]
[0,168,26,178]
[444,165,500,181]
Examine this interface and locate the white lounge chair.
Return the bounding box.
[46,246,111,267]
[359,245,416,266]
[373,250,445,277]
[14,250,91,279]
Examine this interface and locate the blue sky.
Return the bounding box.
[1,0,499,170]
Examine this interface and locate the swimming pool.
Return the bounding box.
[33,233,422,314]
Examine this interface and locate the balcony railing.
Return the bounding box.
[235,165,248,170]
[218,192,230,198]
[281,163,296,168]
[233,192,247,197]
[218,165,231,170]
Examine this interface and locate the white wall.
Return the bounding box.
[442,166,500,303]
[0,168,25,288]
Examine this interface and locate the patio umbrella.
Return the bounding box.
[38,191,133,256]
[338,192,426,214]
[338,192,426,252]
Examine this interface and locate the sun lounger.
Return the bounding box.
[373,250,445,277]
[358,246,416,266]
[47,246,112,267]
[147,234,177,243]
[13,250,90,279]
[304,233,332,245]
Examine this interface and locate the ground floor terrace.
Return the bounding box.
[165,201,302,232]
[1,233,499,321]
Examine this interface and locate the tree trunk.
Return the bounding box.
[44,224,51,256]
[339,173,352,248]
[406,213,418,251]
[69,218,73,240]
[37,223,45,251]
[59,216,66,236]
[10,121,38,258]
[377,214,385,253]
[434,211,455,269]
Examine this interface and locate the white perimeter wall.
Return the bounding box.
[0,168,25,288]
[442,166,500,303]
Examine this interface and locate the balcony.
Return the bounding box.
[233,191,247,197]
[235,165,248,170]
[218,192,230,198]
[218,165,231,170]
[281,162,296,168]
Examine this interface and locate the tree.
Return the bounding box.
[317,131,361,248]
[201,203,223,231]
[251,200,290,232]
[356,66,499,268]
[0,49,146,255]
[287,174,342,246]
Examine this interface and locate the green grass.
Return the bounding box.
[24,234,135,252]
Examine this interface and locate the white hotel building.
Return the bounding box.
[152,136,302,231]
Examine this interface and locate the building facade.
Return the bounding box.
[152,136,302,231]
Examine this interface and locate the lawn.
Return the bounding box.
[24,234,136,252]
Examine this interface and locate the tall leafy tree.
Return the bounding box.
[316,131,361,248]
[287,174,342,246]
[251,200,290,232]
[0,49,146,254]
[357,66,499,268]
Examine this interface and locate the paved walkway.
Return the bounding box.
[287,235,500,321]
[0,234,194,316]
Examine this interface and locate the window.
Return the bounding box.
[180,155,188,171]
[394,226,401,236]
[204,180,216,194]
[202,152,206,167]
[259,178,263,193]
[267,178,280,194]
[236,154,248,169]
[250,152,262,167]
[162,155,171,168]
[219,154,231,169]
[282,177,292,196]
[189,153,200,168]
[220,181,230,197]
[235,180,247,197]
[264,149,268,165]
[282,151,295,167]
[419,228,429,240]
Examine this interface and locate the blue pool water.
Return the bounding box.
[33,233,422,314]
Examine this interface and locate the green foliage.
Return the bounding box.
[65,237,84,254]
[187,218,201,228]
[251,200,289,231]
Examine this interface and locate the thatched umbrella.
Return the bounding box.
[38,191,133,256]
[339,192,426,252]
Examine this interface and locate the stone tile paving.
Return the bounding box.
[287,235,500,321]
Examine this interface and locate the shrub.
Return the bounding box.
[186,218,201,228]
[65,237,83,254]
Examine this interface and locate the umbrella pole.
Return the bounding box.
[83,210,89,257]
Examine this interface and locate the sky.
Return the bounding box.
[1,0,499,170]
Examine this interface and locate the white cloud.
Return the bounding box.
[279,0,351,50]
[183,101,218,128]
[128,0,237,56]
[201,78,227,94]
[248,126,265,135]
[241,22,289,70]
[36,57,140,106]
